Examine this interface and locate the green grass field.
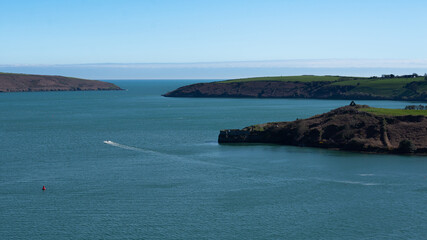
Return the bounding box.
[219,75,343,83]
[331,77,425,97]
[219,75,427,99]
[359,107,427,116]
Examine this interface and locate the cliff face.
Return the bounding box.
[0,73,122,92]
[163,78,427,101]
[218,105,427,154]
[163,81,357,99]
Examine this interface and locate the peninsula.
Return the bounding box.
[218,104,427,154]
[0,72,122,92]
[163,74,427,101]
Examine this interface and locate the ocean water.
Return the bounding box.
[1,80,427,239]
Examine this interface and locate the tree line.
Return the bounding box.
[370,73,427,80]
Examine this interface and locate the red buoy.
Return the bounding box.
[42,186,46,191]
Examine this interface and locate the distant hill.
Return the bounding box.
[163,75,427,101]
[0,72,122,92]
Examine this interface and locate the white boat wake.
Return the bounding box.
[358,173,375,176]
[103,140,159,154]
[103,140,246,169]
[313,177,381,186]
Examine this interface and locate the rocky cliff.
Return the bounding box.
[218,105,427,154]
[0,73,122,92]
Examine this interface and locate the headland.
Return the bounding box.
[0,72,122,92]
[219,104,427,154]
[164,74,427,101]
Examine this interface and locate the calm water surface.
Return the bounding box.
[1,80,427,239]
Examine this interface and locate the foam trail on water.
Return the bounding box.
[103,140,247,169]
[358,174,375,176]
[313,177,382,186]
[333,180,380,186]
[103,140,159,155]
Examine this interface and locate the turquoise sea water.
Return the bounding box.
[1,80,427,239]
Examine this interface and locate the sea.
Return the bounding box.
[1,80,427,239]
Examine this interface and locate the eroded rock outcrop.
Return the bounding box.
[218,105,427,154]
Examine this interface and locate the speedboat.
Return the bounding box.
[103,140,113,144]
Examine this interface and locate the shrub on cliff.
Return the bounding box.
[397,140,416,154]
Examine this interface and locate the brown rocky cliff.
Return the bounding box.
[219,105,427,154]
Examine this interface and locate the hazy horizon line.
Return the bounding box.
[2,59,427,69]
[2,59,426,80]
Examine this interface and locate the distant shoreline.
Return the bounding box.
[163,75,427,101]
[0,72,122,92]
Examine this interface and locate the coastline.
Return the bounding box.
[218,104,427,155]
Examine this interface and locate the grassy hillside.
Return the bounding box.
[219,75,427,99]
[330,76,425,97]
[359,107,427,116]
[165,74,427,101]
[219,75,344,83]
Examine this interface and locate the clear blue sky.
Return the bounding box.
[1,0,427,65]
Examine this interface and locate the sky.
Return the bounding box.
[1,0,427,78]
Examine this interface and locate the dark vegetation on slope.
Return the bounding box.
[164,74,427,101]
